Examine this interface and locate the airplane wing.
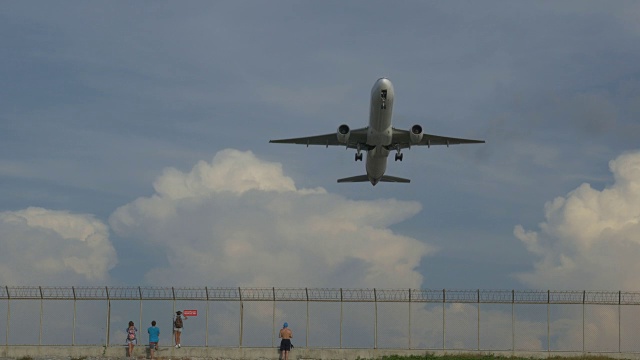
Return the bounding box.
[269,127,368,149]
[391,128,485,149]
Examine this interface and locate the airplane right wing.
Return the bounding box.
[391,128,485,149]
[269,127,368,149]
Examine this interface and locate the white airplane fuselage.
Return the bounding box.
[365,78,395,185]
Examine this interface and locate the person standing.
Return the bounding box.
[173,310,188,348]
[126,321,138,358]
[279,322,293,360]
[147,320,160,360]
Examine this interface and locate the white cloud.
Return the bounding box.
[153,149,301,198]
[0,207,117,284]
[514,150,640,290]
[109,149,432,288]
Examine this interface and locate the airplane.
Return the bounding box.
[269,78,485,185]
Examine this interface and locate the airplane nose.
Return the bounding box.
[372,78,393,97]
[376,77,390,87]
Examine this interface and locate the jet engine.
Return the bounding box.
[410,124,423,144]
[336,124,350,144]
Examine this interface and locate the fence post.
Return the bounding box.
[171,286,176,316]
[72,286,77,346]
[272,287,276,348]
[443,289,446,350]
[547,290,550,354]
[239,287,243,348]
[340,288,343,349]
[374,288,377,349]
[138,286,142,345]
[6,287,9,347]
[306,288,309,348]
[171,287,176,347]
[205,287,209,347]
[39,286,43,346]
[582,290,585,354]
[106,286,111,347]
[511,289,515,353]
[408,289,411,350]
[477,289,480,351]
[619,290,621,353]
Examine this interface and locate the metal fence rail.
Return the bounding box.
[2,287,640,352]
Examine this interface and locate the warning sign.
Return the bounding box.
[182,309,197,317]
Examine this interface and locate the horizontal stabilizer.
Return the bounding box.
[337,175,411,184]
[380,175,410,183]
[337,175,370,183]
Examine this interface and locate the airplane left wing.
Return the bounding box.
[391,128,485,149]
[269,127,368,149]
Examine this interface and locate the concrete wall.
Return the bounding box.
[3,346,640,360]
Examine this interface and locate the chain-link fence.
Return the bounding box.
[1,287,639,353]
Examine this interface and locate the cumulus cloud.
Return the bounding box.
[514,150,640,290]
[110,149,432,288]
[0,207,117,284]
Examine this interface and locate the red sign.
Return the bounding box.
[182,309,197,317]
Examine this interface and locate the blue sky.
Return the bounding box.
[1,1,640,290]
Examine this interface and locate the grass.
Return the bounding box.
[373,355,627,360]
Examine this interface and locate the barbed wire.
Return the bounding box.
[1,286,638,304]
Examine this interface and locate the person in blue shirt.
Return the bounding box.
[147,320,160,360]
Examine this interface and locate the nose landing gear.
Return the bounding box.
[355,143,363,161]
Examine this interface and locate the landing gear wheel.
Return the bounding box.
[395,153,403,161]
[355,153,363,161]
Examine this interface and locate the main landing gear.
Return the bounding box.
[355,144,363,161]
[394,145,403,161]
